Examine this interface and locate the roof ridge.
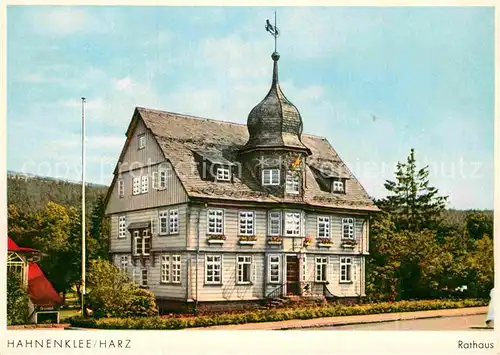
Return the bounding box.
[138,106,325,140]
[137,106,247,127]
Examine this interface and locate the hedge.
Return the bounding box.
[69,298,487,330]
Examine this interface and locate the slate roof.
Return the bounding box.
[135,107,379,212]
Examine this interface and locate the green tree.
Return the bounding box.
[381,149,448,232]
[87,259,158,318]
[466,212,494,240]
[88,195,110,261]
[7,271,30,325]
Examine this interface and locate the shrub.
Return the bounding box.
[69,298,487,330]
[7,271,30,325]
[86,259,159,318]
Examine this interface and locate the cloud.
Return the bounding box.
[114,77,135,92]
[28,7,115,36]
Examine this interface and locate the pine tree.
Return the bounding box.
[381,148,448,232]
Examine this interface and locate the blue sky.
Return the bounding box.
[7,6,494,209]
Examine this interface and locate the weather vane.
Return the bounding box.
[265,11,280,53]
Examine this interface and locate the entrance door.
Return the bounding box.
[286,255,300,295]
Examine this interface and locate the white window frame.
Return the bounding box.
[133,231,141,255]
[120,255,128,272]
[315,257,328,282]
[340,257,352,283]
[342,218,354,240]
[302,254,307,282]
[159,211,168,235]
[236,255,252,285]
[141,175,149,194]
[169,209,179,234]
[138,134,146,149]
[118,179,124,198]
[159,169,168,190]
[142,229,151,256]
[317,216,331,238]
[161,255,171,283]
[284,212,301,236]
[172,255,181,284]
[239,211,254,236]
[118,215,127,239]
[285,171,300,194]
[268,255,281,284]
[207,209,224,235]
[205,255,222,285]
[333,180,344,192]
[262,168,280,186]
[268,211,282,236]
[216,167,230,182]
[141,268,148,287]
[132,177,140,195]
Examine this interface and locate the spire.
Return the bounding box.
[271,51,280,85]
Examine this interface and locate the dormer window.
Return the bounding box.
[262,168,280,186]
[216,167,230,182]
[138,134,146,149]
[333,180,344,193]
[285,171,300,194]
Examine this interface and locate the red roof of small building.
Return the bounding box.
[8,237,37,253]
[8,237,62,307]
[27,262,63,307]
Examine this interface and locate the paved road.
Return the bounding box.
[312,314,491,331]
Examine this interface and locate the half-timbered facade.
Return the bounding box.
[105,49,379,313]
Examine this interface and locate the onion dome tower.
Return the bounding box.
[239,14,311,197]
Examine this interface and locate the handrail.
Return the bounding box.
[322,282,339,299]
[265,282,287,299]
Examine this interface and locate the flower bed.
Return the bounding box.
[267,236,282,245]
[68,298,487,330]
[239,235,257,245]
[341,239,357,248]
[207,235,226,244]
[317,238,333,247]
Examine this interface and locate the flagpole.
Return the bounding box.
[81,97,86,316]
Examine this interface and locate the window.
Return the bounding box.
[161,255,171,283]
[118,215,127,238]
[333,180,344,193]
[239,211,254,236]
[302,254,307,281]
[141,175,149,194]
[262,168,280,186]
[285,212,301,236]
[207,209,224,235]
[138,134,146,149]
[237,256,252,284]
[268,255,281,283]
[317,216,330,238]
[161,255,181,284]
[340,257,352,282]
[315,257,328,282]
[172,255,181,283]
[285,171,300,194]
[342,218,354,240]
[141,268,148,287]
[132,177,140,195]
[269,212,281,236]
[159,211,168,235]
[120,256,128,272]
[216,167,230,181]
[159,169,168,189]
[205,255,222,284]
[133,229,151,256]
[142,229,151,255]
[133,231,142,255]
[118,179,124,198]
[169,209,179,234]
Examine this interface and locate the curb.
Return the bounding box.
[194,306,488,330]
